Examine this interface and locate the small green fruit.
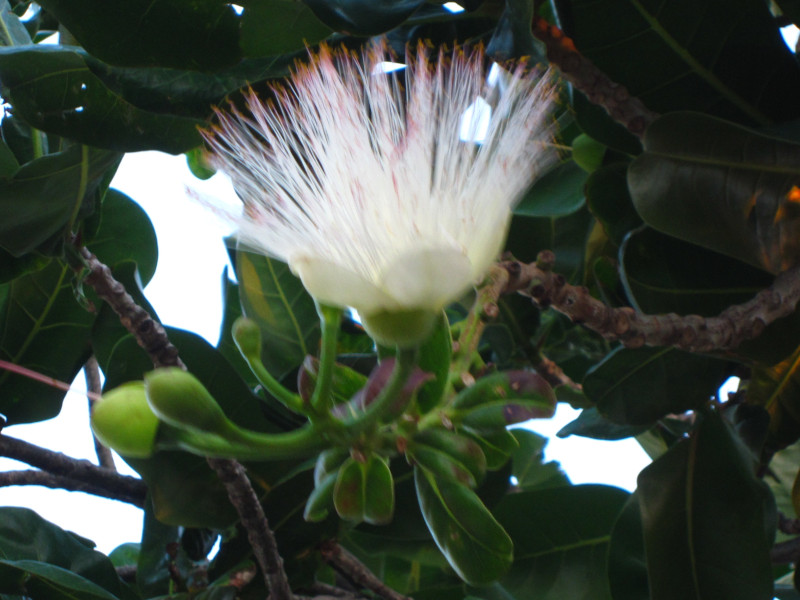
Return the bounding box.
[144,368,231,435]
[91,382,159,458]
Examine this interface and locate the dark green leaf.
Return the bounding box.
[556,0,800,124]
[36,0,240,70]
[606,493,649,600]
[302,0,424,35]
[509,429,569,490]
[416,312,451,413]
[0,144,120,256]
[0,46,204,153]
[557,406,650,440]
[414,466,513,585]
[585,162,642,246]
[583,346,729,425]
[628,112,800,274]
[514,160,587,218]
[637,411,776,600]
[572,91,642,156]
[240,0,333,56]
[236,249,320,379]
[491,484,629,599]
[0,561,120,599]
[486,0,541,61]
[0,1,31,46]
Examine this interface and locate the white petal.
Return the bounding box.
[291,255,395,314]
[379,246,473,309]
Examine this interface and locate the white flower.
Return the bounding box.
[203,43,557,346]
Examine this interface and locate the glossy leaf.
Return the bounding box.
[414,466,513,586]
[0,144,121,256]
[241,0,332,57]
[583,346,730,425]
[557,406,650,440]
[637,411,775,600]
[416,311,452,413]
[748,344,800,448]
[628,112,800,274]
[409,428,487,487]
[509,429,569,490]
[585,162,642,246]
[491,485,629,599]
[0,46,204,153]
[515,160,587,218]
[607,493,649,600]
[36,0,240,70]
[236,249,320,380]
[302,0,425,35]
[556,0,800,124]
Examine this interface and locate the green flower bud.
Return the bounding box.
[232,317,262,360]
[91,382,159,458]
[144,368,231,435]
[361,308,439,348]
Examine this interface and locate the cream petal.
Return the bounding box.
[378,246,474,309]
[464,210,512,280]
[291,256,395,314]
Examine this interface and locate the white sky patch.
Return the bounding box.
[372,61,406,75]
[228,3,244,15]
[443,2,466,13]
[459,96,491,143]
[782,24,799,52]
[718,375,740,399]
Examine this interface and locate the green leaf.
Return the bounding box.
[748,344,800,448]
[557,406,650,440]
[236,249,320,380]
[36,0,240,70]
[0,260,94,424]
[410,428,487,488]
[0,0,31,46]
[606,493,649,600]
[240,0,333,56]
[509,429,569,490]
[572,91,642,156]
[514,160,587,217]
[0,507,133,600]
[556,0,800,125]
[585,162,642,246]
[416,312,452,413]
[0,46,204,153]
[490,484,629,599]
[302,0,425,35]
[414,466,513,586]
[0,144,121,257]
[628,112,800,274]
[637,411,776,600]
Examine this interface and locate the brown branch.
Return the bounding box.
[500,252,800,352]
[78,244,293,597]
[532,17,658,137]
[0,435,146,506]
[85,355,116,470]
[320,541,412,600]
[79,247,184,369]
[206,457,293,600]
[0,469,145,507]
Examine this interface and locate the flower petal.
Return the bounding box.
[379,246,474,310]
[291,255,394,314]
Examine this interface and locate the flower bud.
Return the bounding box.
[361,308,440,348]
[144,368,231,435]
[91,382,159,458]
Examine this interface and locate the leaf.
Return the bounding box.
[556,0,800,125]
[490,484,629,599]
[0,507,133,599]
[302,0,425,35]
[557,406,650,440]
[240,0,333,57]
[36,0,240,70]
[628,112,800,274]
[414,466,513,586]
[0,1,31,46]
[0,260,94,424]
[637,411,776,600]
[514,160,587,218]
[416,311,452,413]
[572,91,642,156]
[236,249,320,379]
[606,493,649,600]
[585,162,642,246]
[0,143,121,257]
[583,346,730,425]
[748,344,800,448]
[509,429,569,490]
[0,46,204,153]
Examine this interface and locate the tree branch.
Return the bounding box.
[78,244,293,598]
[532,17,658,137]
[0,469,145,507]
[85,355,116,470]
[320,541,411,600]
[501,252,800,352]
[0,435,146,506]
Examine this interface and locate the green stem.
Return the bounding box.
[344,347,418,439]
[157,422,328,461]
[311,304,343,414]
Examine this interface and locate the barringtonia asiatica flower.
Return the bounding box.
[203,43,557,347]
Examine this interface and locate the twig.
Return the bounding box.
[77,245,293,597]
[0,435,146,506]
[772,536,800,564]
[320,541,412,600]
[299,582,362,599]
[84,355,116,470]
[532,17,658,137]
[0,469,145,507]
[502,252,800,352]
[79,247,184,369]
[206,457,293,600]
